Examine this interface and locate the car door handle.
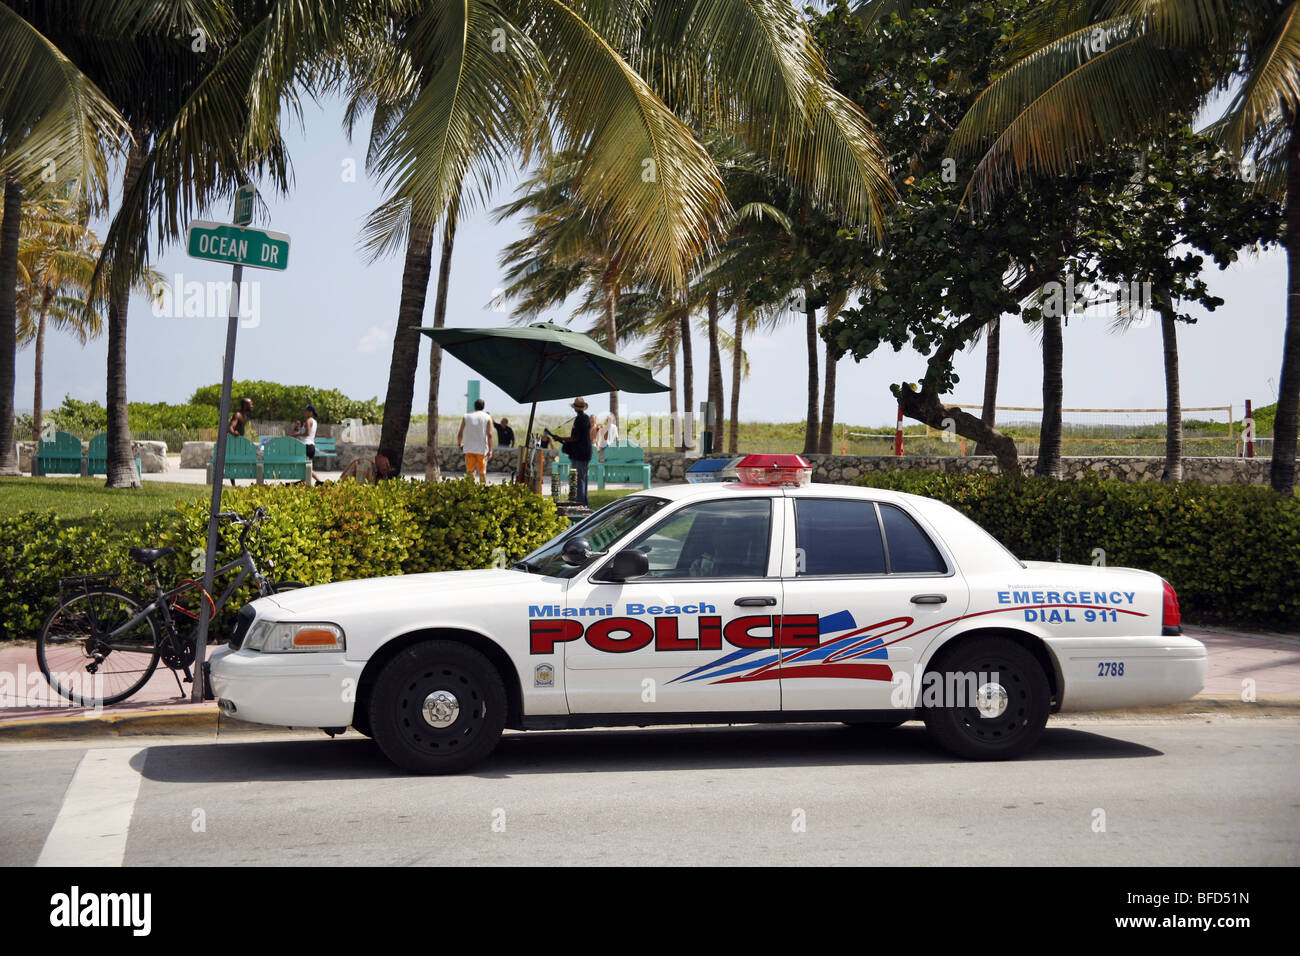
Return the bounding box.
[735,596,778,607]
[910,594,947,605]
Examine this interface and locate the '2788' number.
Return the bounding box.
[1097,661,1125,677]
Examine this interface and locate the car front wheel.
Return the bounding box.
[922,637,1049,760]
[369,641,506,774]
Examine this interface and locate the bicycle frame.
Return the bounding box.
[100,549,266,649]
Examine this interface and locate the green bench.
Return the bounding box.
[33,431,85,476]
[86,433,141,478]
[592,441,651,489]
[206,435,259,483]
[262,436,308,481]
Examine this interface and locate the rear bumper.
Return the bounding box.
[209,645,361,728]
[1045,634,1207,712]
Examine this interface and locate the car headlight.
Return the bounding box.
[243,620,346,653]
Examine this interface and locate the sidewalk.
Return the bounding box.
[3,626,1298,741]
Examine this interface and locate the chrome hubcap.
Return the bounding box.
[421,690,460,728]
[976,682,1008,719]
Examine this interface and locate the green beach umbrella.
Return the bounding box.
[417,321,669,475]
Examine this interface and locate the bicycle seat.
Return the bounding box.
[129,546,175,565]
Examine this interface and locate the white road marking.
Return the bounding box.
[37,747,144,867]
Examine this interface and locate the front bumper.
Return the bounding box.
[1046,634,1207,712]
[208,645,363,728]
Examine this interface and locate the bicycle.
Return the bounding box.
[36,507,304,706]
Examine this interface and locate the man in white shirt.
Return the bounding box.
[457,398,494,483]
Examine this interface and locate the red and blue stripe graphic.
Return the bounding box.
[669,610,901,685]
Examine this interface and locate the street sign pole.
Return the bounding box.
[191,261,242,702]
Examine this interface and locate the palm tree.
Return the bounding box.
[0,1,126,474]
[360,0,893,467]
[13,1,364,486]
[15,196,105,441]
[948,0,1300,493]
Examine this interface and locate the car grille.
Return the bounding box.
[229,604,256,650]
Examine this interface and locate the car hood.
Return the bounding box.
[257,568,543,619]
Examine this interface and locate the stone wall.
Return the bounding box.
[645,453,1271,486]
[169,441,1271,486]
[335,443,555,476]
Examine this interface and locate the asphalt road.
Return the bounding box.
[3,715,1298,866]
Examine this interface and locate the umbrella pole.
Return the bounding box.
[519,348,547,484]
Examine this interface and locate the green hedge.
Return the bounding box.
[854,471,1300,628]
[189,381,380,423]
[0,481,569,641]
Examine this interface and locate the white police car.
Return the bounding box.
[209,455,1206,773]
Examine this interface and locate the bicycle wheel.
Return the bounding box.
[38,588,160,706]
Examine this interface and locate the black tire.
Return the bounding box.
[38,588,160,706]
[922,637,1049,760]
[368,641,506,774]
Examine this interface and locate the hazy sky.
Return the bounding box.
[16,97,1286,432]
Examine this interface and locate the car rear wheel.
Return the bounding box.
[922,637,1049,760]
[368,641,506,774]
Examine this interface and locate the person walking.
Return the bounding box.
[458,398,494,483]
[225,397,253,486]
[599,413,619,458]
[301,403,322,485]
[546,397,595,505]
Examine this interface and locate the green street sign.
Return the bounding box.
[186,220,290,271]
[234,185,256,225]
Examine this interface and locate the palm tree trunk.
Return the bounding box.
[605,284,619,423]
[706,291,724,453]
[105,137,150,488]
[379,216,436,475]
[1271,115,1300,495]
[425,199,459,481]
[0,177,19,475]
[728,299,745,455]
[803,295,819,456]
[1160,308,1183,482]
[975,317,1000,456]
[667,324,678,448]
[818,342,837,454]
[1035,314,1064,478]
[32,299,49,442]
[680,312,694,451]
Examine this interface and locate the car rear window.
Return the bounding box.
[879,503,947,574]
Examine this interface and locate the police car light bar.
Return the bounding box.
[735,454,812,487]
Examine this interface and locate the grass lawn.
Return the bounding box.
[0,477,206,532]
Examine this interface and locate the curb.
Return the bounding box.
[0,705,274,741]
[2,695,1299,742]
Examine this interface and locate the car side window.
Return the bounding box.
[627,499,772,578]
[880,503,947,574]
[794,499,886,575]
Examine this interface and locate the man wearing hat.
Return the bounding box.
[545,397,595,505]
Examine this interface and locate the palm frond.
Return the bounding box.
[949,15,1206,207]
[0,4,127,203]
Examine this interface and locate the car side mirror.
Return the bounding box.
[561,537,593,566]
[601,548,649,582]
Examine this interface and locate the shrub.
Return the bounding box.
[0,481,569,641]
[854,471,1300,627]
[189,381,381,423]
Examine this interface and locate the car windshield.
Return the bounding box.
[514,495,670,578]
